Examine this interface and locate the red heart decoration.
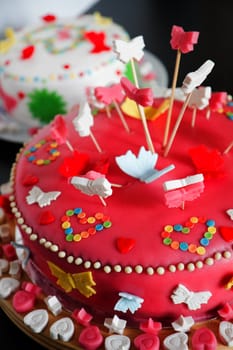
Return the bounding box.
[21,45,35,60]
[12,290,36,313]
[38,210,55,225]
[134,333,160,350]
[116,237,136,254]
[22,174,39,186]
[78,325,103,349]
[192,327,217,349]
[219,226,233,242]
[17,91,25,99]
[42,14,56,22]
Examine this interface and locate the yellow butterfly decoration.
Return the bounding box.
[47,261,96,298]
[0,28,16,54]
[94,12,112,26]
[225,276,233,290]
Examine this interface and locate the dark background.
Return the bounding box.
[0,0,232,348]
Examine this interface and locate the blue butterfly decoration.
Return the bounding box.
[115,146,175,183]
[114,292,144,314]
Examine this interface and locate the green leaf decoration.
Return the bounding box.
[124,60,142,85]
[28,88,67,124]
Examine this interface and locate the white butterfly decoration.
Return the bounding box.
[72,101,94,137]
[182,59,215,95]
[26,186,61,208]
[171,284,212,311]
[70,176,112,198]
[226,209,233,220]
[113,35,145,64]
[115,146,175,183]
[188,86,212,110]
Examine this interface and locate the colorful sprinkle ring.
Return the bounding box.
[61,208,112,242]
[161,216,216,255]
[24,138,60,165]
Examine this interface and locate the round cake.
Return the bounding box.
[8,87,233,333]
[0,12,129,128]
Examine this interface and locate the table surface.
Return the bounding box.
[0,0,232,348]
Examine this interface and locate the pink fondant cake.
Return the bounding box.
[9,89,233,331]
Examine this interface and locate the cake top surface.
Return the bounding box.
[12,96,233,272]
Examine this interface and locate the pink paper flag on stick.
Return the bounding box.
[163,174,204,209]
[72,102,102,153]
[94,84,130,132]
[206,91,228,119]
[120,77,153,107]
[113,36,155,153]
[164,59,215,157]
[163,25,199,147]
[50,114,74,152]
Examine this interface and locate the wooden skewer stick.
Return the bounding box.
[98,195,107,206]
[223,140,233,154]
[106,105,111,118]
[163,49,182,147]
[164,92,192,157]
[206,107,211,120]
[113,99,130,133]
[89,130,102,153]
[65,140,74,152]
[191,107,197,128]
[130,58,155,153]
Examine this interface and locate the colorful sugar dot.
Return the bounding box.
[182,227,190,234]
[87,217,96,224]
[190,216,199,223]
[73,208,82,215]
[170,241,179,249]
[65,227,73,235]
[163,238,172,245]
[206,219,215,226]
[164,225,173,233]
[200,237,209,246]
[180,242,189,251]
[174,224,183,231]
[196,246,206,255]
[62,221,70,229]
[208,226,216,234]
[103,221,112,228]
[95,224,104,231]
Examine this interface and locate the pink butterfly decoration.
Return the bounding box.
[170,25,199,54]
[120,77,153,107]
[209,91,227,111]
[50,114,67,144]
[0,83,18,113]
[164,182,204,208]
[94,84,125,105]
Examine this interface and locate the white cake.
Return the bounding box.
[0,12,129,128]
